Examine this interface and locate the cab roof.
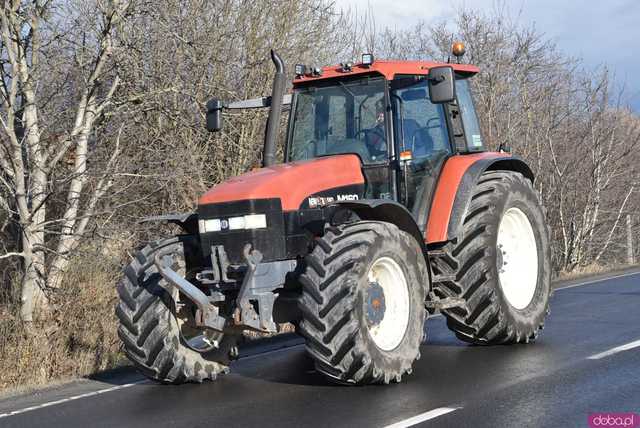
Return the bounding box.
[292,60,480,86]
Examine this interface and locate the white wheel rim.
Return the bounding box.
[366,257,410,351]
[497,207,538,310]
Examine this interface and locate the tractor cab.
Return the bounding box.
[205,51,485,236]
[286,57,484,226]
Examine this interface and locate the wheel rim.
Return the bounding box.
[175,294,224,353]
[182,326,224,353]
[497,207,538,310]
[365,256,410,351]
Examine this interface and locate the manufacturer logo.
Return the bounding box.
[336,194,359,201]
[308,196,334,209]
[220,219,229,230]
[308,194,359,208]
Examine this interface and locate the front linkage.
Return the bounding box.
[155,242,295,334]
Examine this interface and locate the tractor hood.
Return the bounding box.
[198,154,364,211]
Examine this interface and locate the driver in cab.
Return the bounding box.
[364,98,387,161]
[363,98,423,161]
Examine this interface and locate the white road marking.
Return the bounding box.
[555,271,640,291]
[0,380,148,419]
[587,339,640,360]
[0,344,306,420]
[384,406,461,428]
[0,344,307,420]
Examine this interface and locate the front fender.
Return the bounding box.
[332,199,425,251]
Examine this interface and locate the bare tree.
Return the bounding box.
[0,0,131,323]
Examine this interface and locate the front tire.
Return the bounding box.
[116,236,235,383]
[431,170,551,344]
[298,221,427,385]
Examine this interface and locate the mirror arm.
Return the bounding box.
[206,98,224,132]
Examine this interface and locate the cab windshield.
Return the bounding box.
[288,77,388,164]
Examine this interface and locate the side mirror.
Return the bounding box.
[206,99,223,132]
[428,66,455,104]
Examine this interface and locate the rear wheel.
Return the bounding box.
[298,221,427,385]
[431,170,551,344]
[116,236,236,383]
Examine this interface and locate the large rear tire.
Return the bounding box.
[298,221,427,385]
[431,170,551,344]
[116,236,235,383]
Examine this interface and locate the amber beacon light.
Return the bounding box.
[452,41,466,61]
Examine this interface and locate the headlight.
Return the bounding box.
[199,214,267,233]
[199,218,221,233]
[241,214,267,229]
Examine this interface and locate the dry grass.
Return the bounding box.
[557,262,629,281]
[0,256,125,392]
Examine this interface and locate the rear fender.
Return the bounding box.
[426,154,534,244]
[139,213,198,235]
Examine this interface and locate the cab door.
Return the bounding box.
[390,76,452,232]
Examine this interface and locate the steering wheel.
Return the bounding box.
[354,128,387,160]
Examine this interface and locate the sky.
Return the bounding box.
[340,0,640,111]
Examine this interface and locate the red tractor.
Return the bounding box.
[116,46,551,385]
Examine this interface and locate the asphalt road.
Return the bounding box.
[1,269,639,428]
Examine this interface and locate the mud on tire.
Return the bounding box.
[116,236,234,383]
[430,170,552,344]
[298,221,427,385]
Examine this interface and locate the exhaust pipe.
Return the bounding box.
[263,50,286,167]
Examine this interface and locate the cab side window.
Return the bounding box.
[456,79,484,151]
[393,79,449,159]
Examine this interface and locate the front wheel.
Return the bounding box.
[298,221,427,385]
[432,170,552,344]
[116,236,236,383]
